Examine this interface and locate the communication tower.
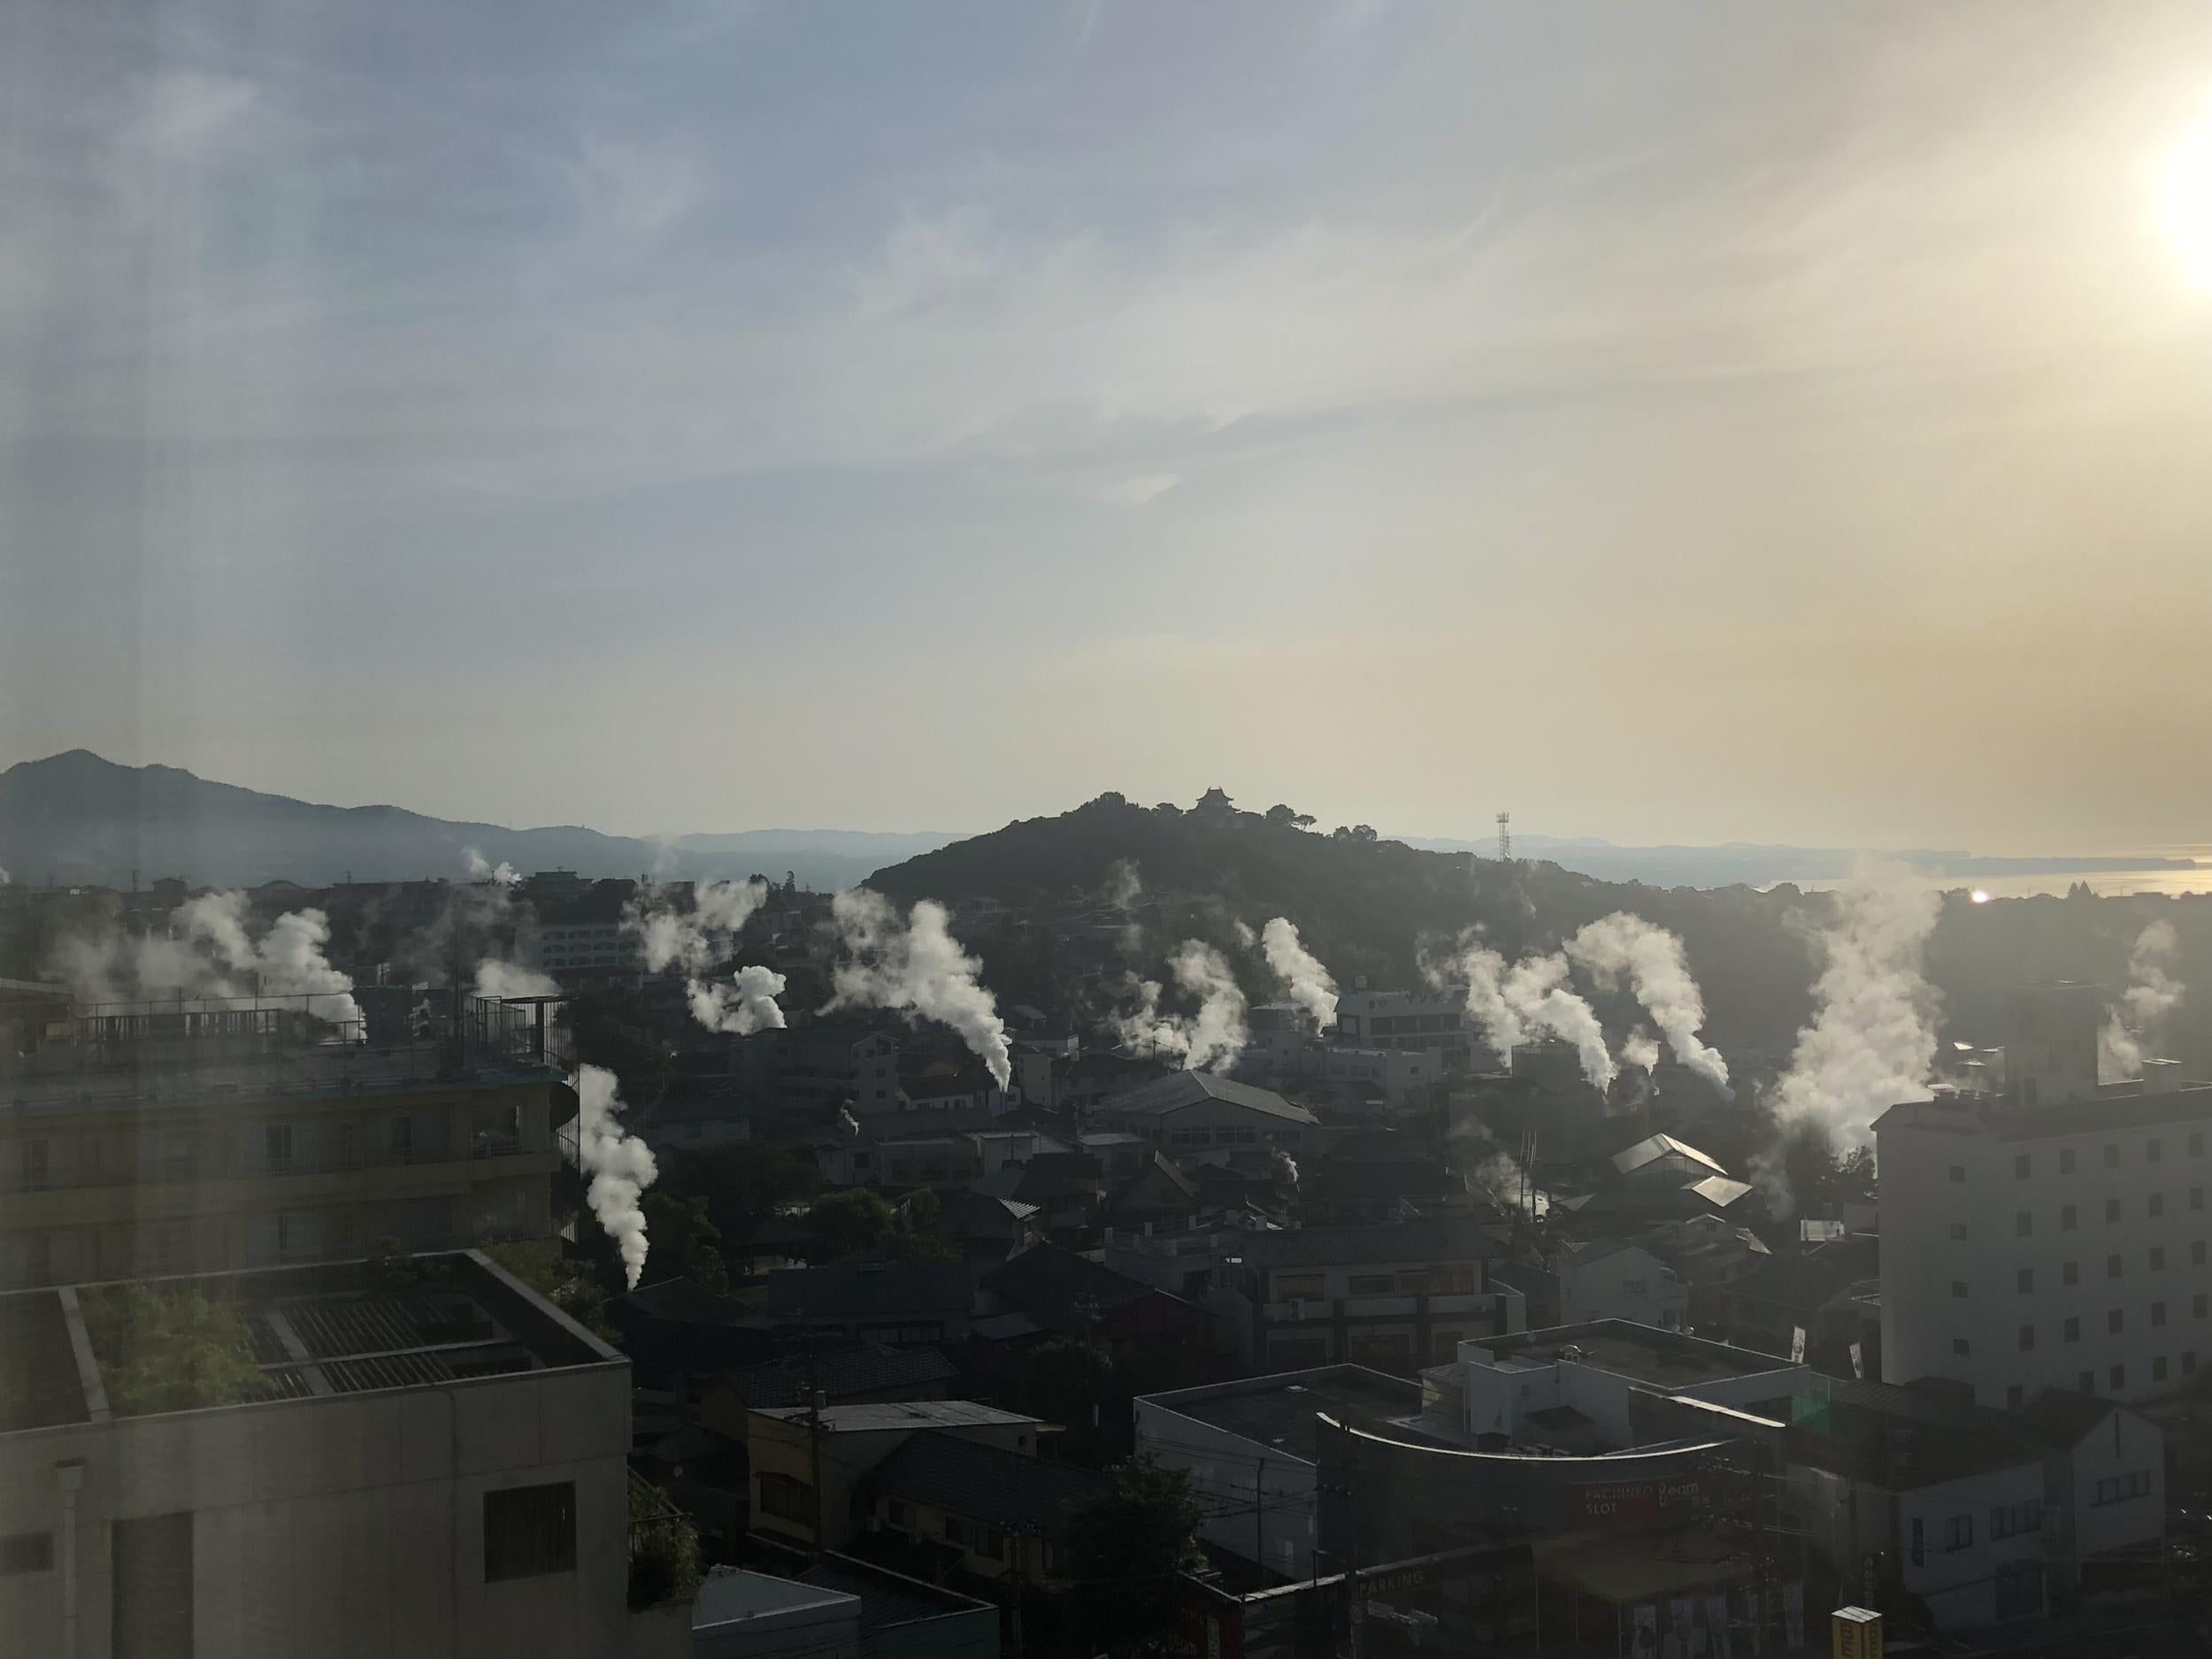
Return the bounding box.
[1495,811,1511,862]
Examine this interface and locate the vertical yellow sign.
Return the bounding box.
[1832,1606,1882,1659]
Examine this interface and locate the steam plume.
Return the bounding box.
[1105,859,1143,910]
[462,847,521,887]
[2101,919,2185,1079]
[628,878,785,1037]
[1763,863,1939,1192]
[1567,912,1732,1095]
[1261,917,1338,1030]
[827,890,1012,1088]
[1439,941,1615,1088]
[689,964,790,1035]
[572,1064,658,1288]
[1621,1029,1662,1072]
[474,960,559,999]
[65,890,362,1028]
[1116,940,1250,1071]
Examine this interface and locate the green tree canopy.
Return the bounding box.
[1064,1455,1209,1655]
[807,1187,895,1261]
[641,1192,730,1292]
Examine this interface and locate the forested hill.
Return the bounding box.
[867,794,2212,1059]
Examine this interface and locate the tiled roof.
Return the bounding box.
[865,1432,1111,1534]
[723,1343,958,1408]
[982,1242,1172,1338]
[620,1276,749,1327]
[764,1262,973,1319]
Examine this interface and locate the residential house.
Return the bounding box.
[746,1402,1046,1555]
[979,1241,1212,1351]
[1090,1071,1318,1155]
[692,1556,999,1659]
[968,1154,1103,1241]
[1555,1240,1687,1332]
[1723,1237,1880,1372]
[923,1193,1041,1264]
[1103,1150,1200,1233]
[764,1262,975,1348]
[862,1432,1112,1587]
[702,1345,961,1436]
[1298,1157,1468,1226]
[1212,1216,1520,1373]
[610,1276,770,1388]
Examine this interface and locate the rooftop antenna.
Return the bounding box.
[1495,811,1511,863]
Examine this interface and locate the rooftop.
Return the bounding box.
[982,1241,1176,1338]
[1096,1070,1318,1125]
[1141,1363,1423,1463]
[1876,1080,2212,1142]
[719,1343,958,1409]
[750,1400,1041,1436]
[1474,1321,1796,1390]
[792,1554,997,1636]
[1231,1214,1493,1271]
[764,1260,973,1320]
[0,1251,618,1434]
[1610,1133,1728,1180]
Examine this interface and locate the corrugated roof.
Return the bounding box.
[865,1432,1111,1533]
[1096,1070,1318,1125]
[1610,1133,1728,1179]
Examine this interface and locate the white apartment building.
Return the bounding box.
[514,918,643,979]
[1331,988,1477,1071]
[1879,1064,2212,1409]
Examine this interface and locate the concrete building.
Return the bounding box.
[514,918,644,979]
[1555,1240,1687,1332]
[1330,988,1478,1073]
[1211,1216,1519,1373]
[0,997,565,1291]
[1136,1364,1423,1579]
[0,1250,666,1659]
[744,1402,1046,1555]
[692,1556,997,1659]
[1878,1041,2212,1408]
[859,1431,1112,1588]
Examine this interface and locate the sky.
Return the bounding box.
[4,2,2212,854]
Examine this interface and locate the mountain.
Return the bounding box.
[0,751,961,893]
[865,794,2212,1059]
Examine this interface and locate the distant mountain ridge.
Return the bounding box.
[0,751,961,891]
[1402,834,2200,889]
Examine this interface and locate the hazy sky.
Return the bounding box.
[5,2,2212,852]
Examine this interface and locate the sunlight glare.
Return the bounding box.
[1970,888,1992,904]
[2156,103,2212,290]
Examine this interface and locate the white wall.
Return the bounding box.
[0,1363,634,1659]
[1134,1401,1318,1578]
[1558,1246,1686,1332]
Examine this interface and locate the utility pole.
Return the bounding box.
[1255,1455,1266,1571]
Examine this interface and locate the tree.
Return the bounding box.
[1264,803,1298,826]
[1351,824,1379,841]
[807,1188,895,1261]
[641,1192,730,1292]
[657,1141,819,1266]
[1064,1456,1209,1655]
[484,1240,618,1341]
[79,1286,265,1415]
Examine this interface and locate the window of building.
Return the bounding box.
[2194,1242,2206,1266]
[2007,1384,2024,1409]
[2109,1309,2125,1333]
[1989,1500,2043,1540]
[757,1473,818,1529]
[1909,1517,1924,1566]
[2198,1294,2209,1318]
[2061,1148,2078,1174]
[2154,1302,2168,1327]
[2016,1269,2034,1294]
[2061,1204,2078,1231]
[2149,1138,2163,1164]
[2152,1247,2167,1271]
[2063,1261,2079,1286]
[887,1500,909,1528]
[0,1532,53,1576]
[1951,1280,1969,1300]
[1948,1165,1967,1183]
[2110,1363,2127,1390]
[2150,1193,2165,1218]
[2080,1370,2096,1393]
[2186,1353,2199,1376]
[2106,1143,2121,1168]
[1279,1275,1325,1302]
[2193,1133,2206,1157]
[1949,1223,1969,1241]
[2154,1356,2170,1382]
[1952,1337,1970,1356]
[2018,1325,2035,1351]
[1348,1274,1395,1295]
[2093,1471,2153,1505]
[20,1141,50,1193]
[2106,1198,2122,1223]
[482,1483,576,1581]
[2194,1188,2206,1211]
[265,1123,294,1173]
[1943,1515,1974,1552]
[2064,1317,2080,1342]
[2016,1211,2033,1237]
[2015,1154,2032,1179]
[2108,1254,2124,1279]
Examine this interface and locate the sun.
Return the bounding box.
[2156,104,2212,290]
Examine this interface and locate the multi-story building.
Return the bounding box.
[1209,1216,1521,1373]
[0,1250,675,1659]
[1330,987,1477,1072]
[1089,1071,1318,1154]
[1878,1008,2212,1409]
[0,999,565,1291]
[1555,1240,1688,1331]
[513,917,643,979]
